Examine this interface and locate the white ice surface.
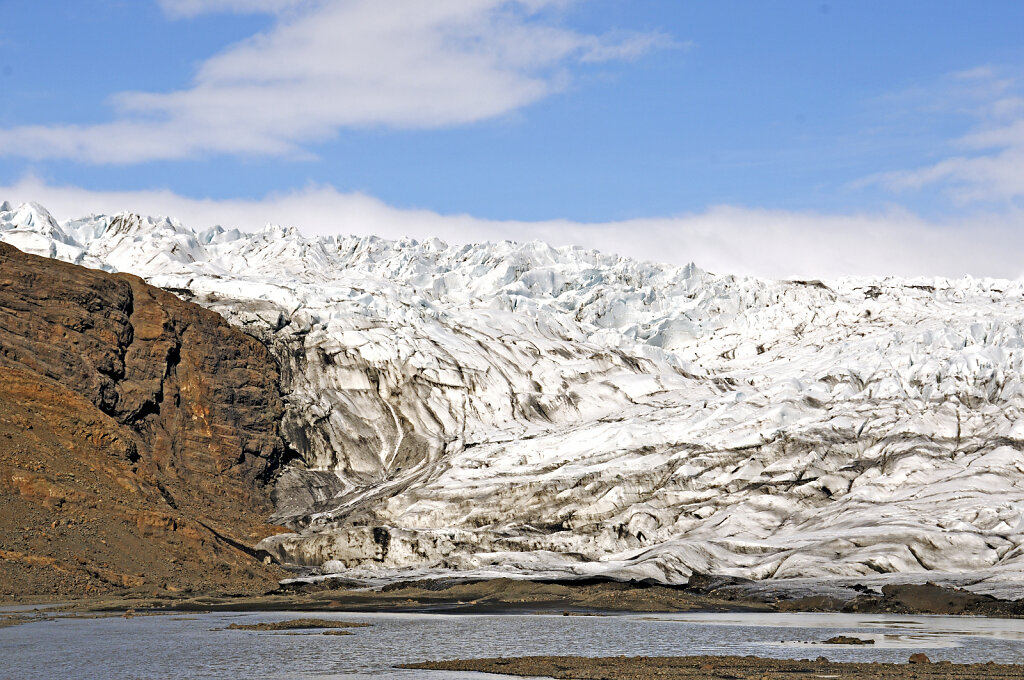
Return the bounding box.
[4,202,1024,589]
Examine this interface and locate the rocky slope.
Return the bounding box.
[2,201,1023,594]
[0,241,288,599]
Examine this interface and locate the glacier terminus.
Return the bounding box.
[3,200,1023,596]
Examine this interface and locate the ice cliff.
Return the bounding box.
[3,201,1023,588]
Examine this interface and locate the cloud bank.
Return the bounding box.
[0,0,672,163]
[4,176,1023,280]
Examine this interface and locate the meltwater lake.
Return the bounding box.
[2,610,1023,679]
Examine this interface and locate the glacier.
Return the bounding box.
[3,201,1023,592]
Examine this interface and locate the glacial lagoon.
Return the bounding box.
[2,610,1023,679]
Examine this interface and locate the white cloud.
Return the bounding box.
[985,96,1024,121]
[962,118,1024,149]
[876,149,1024,204]
[0,0,672,163]
[4,176,1023,280]
[866,66,1024,205]
[952,66,996,82]
[158,0,310,18]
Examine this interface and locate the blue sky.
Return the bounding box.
[1,1,1024,277]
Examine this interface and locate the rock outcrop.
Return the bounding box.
[0,242,288,599]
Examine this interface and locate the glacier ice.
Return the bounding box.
[3,201,1023,590]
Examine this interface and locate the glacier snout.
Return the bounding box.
[3,200,1023,588]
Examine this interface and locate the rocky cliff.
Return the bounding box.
[0,242,288,599]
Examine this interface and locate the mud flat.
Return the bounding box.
[403,654,1024,679]
[222,618,368,631]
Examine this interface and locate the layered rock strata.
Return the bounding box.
[0,242,288,598]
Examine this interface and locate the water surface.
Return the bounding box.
[2,610,1022,679]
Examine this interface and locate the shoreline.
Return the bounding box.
[402,655,1024,679]
[3,575,1022,618]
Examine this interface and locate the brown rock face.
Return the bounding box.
[0,242,289,599]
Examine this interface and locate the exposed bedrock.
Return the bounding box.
[0,242,287,598]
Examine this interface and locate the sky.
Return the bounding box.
[1,0,1024,278]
